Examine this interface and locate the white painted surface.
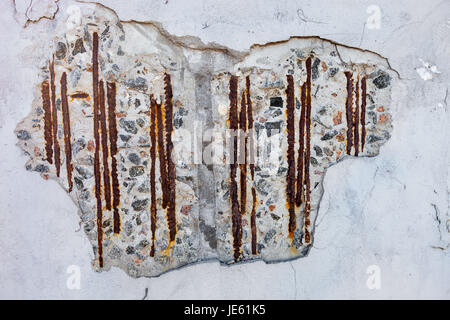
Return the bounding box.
[0,0,448,299]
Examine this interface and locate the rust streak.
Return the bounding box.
[246,76,255,178]
[250,186,257,255]
[354,76,360,156]
[99,80,112,210]
[229,75,242,262]
[92,32,103,267]
[295,82,307,207]
[41,80,53,164]
[304,57,312,244]
[156,101,169,210]
[285,74,296,237]
[164,73,177,243]
[344,71,354,155]
[60,73,73,192]
[107,82,121,234]
[361,77,367,152]
[246,76,257,255]
[70,92,89,99]
[49,57,60,177]
[239,91,247,217]
[149,96,157,257]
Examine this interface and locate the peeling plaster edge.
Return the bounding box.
[77,0,246,60]
[12,0,61,27]
[77,0,401,79]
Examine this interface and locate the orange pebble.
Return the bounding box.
[333,111,342,125]
[87,140,95,152]
[379,114,389,123]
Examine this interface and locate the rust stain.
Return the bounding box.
[344,71,354,155]
[246,76,257,255]
[239,91,247,217]
[156,101,169,210]
[304,228,311,243]
[246,76,255,178]
[92,32,103,267]
[99,80,112,210]
[107,82,121,234]
[354,76,360,156]
[164,73,177,243]
[149,95,157,257]
[304,56,312,244]
[251,186,257,255]
[229,75,242,262]
[285,74,296,237]
[41,80,53,164]
[361,77,367,152]
[70,92,89,99]
[295,82,307,207]
[60,72,73,192]
[49,56,60,177]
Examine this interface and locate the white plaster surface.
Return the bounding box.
[0,0,449,299]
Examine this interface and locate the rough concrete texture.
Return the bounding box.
[1,0,449,298]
